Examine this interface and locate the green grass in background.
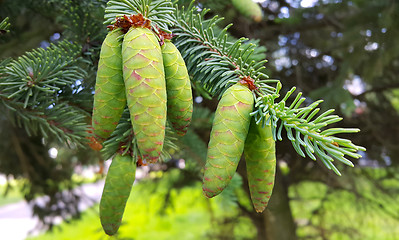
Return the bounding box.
[289,169,399,240]
[27,168,399,240]
[0,180,23,207]
[27,169,256,240]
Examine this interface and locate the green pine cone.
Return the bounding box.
[244,117,276,213]
[92,29,126,140]
[99,153,136,235]
[122,27,167,163]
[202,83,254,198]
[162,40,193,136]
[232,0,263,22]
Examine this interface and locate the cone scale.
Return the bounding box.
[244,117,276,212]
[162,40,193,136]
[92,29,126,140]
[202,83,254,198]
[99,153,136,235]
[122,27,167,163]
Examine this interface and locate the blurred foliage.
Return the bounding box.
[0,179,23,206]
[27,169,257,240]
[290,167,399,240]
[0,0,105,227]
[1,0,399,239]
[27,167,399,240]
[206,0,399,238]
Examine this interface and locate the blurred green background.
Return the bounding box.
[1,0,399,239]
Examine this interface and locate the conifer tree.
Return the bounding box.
[2,0,387,238]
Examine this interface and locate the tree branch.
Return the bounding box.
[356,82,399,98]
[10,130,32,178]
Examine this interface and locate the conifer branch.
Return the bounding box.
[0,0,365,175]
[171,3,364,174]
[172,5,274,97]
[251,86,366,175]
[59,0,108,43]
[0,17,11,34]
[98,0,366,174]
[0,40,86,108]
[0,40,90,147]
[1,98,89,147]
[104,0,175,32]
[101,108,178,161]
